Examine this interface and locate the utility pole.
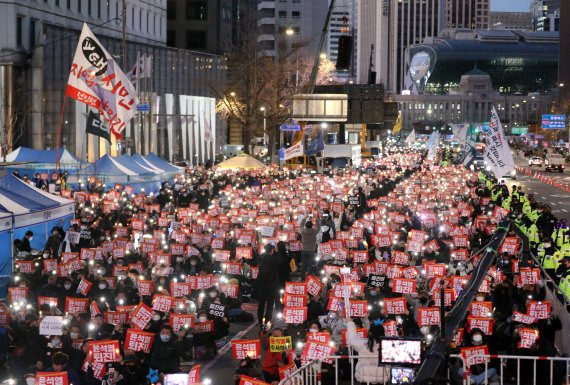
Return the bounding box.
[122,0,127,69]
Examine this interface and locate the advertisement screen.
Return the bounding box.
[542,115,565,129]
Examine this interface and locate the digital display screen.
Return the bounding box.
[391,367,416,384]
[164,373,189,385]
[380,338,423,365]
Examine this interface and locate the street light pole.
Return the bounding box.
[260,107,267,146]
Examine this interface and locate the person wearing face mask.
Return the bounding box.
[20,231,34,253]
[60,277,75,298]
[150,325,184,374]
[191,310,218,359]
[90,278,112,311]
[456,329,498,385]
[318,311,346,346]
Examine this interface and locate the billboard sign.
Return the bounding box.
[511,126,528,135]
[541,115,565,129]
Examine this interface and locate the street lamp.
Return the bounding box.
[260,107,267,146]
[320,53,327,59]
[230,92,236,97]
[285,28,295,36]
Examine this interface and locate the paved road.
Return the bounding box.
[189,308,260,385]
[515,155,570,183]
[505,173,570,223]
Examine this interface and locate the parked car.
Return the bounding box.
[544,153,565,173]
[528,156,543,167]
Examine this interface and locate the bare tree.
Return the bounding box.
[213,28,340,158]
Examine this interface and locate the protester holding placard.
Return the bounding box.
[46,352,82,385]
[260,327,288,384]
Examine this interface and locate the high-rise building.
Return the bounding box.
[326,0,356,80]
[0,0,226,163]
[257,0,328,58]
[531,0,560,31]
[166,0,233,54]
[489,12,533,31]
[444,0,490,30]
[559,0,570,105]
[357,0,442,93]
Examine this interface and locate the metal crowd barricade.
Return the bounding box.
[277,354,570,385]
[450,354,570,385]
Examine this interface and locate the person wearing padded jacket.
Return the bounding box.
[345,316,390,384]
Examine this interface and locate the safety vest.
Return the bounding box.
[478,171,486,181]
[530,210,540,223]
[542,254,558,270]
[527,224,539,244]
[552,228,569,248]
[561,275,570,299]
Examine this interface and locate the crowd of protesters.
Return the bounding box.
[0,147,568,385]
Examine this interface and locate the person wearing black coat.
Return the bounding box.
[150,325,185,374]
[254,244,282,326]
[275,241,292,298]
[20,231,34,253]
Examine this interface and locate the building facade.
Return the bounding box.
[403,29,559,95]
[166,0,234,54]
[560,0,570,106]
[531,0,560,31]
[444,0,490,30]
[489,12,533,31]
[396,68,553,133]
[356,0,442,93]
[257,0,327,59]
[0,0,226,164]
[326,0,356,81]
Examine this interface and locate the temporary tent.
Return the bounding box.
[215,154,268,170]
[116,155,159,176]
[131,154,165,174]
[0,174,75,247]
[0,174,75,295]
[4,147,82,172]
[143,153,183,173]
[73,155,162,193]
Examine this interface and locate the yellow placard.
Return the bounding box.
[269,336,293,353]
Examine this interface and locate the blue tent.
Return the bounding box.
[131,154,166,174]
[116,155,159,176]
[0,174,75,296]
[143,153,183,173]
[4,147,82,174]
[74,155,162,193]
[81,154,139,177]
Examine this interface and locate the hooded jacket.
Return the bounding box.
[346,321,390,384]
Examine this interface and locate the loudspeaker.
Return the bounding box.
[336,35,353,70]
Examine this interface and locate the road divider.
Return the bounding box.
[514,165,570,193]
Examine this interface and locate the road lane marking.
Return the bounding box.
[562,209,568,213]
[551,203,556,206]
[201,320,258,374]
